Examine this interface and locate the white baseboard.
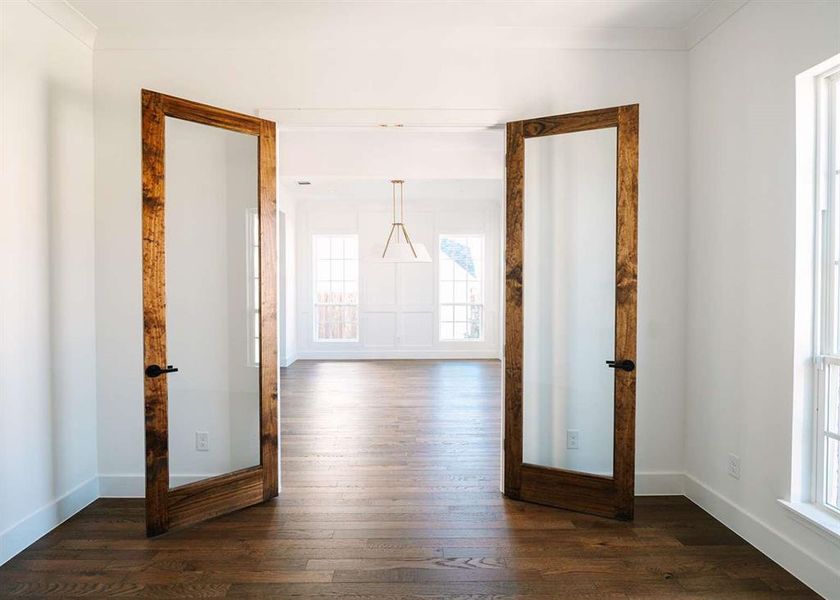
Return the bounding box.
[295,350,501,360]
[684,473,840,600]
[0,476,99,566]
[279,352,298,367]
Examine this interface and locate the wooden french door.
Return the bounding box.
[141,90,278,536]
[504,105,639,520]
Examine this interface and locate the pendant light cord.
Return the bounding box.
[400,181,404,243]
[392,182,398,242]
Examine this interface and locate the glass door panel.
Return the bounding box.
[522,128,617,477]
[164,117,260,488]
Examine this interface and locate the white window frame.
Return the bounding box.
[438,233,485,342]
[246,208,260,367]
[312,234,359,343]
[813,67,840,518]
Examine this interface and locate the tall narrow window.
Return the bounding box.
[815,69,840,515]
[439,234,484,341]
[246,208,260,366]
[314,234,359,342]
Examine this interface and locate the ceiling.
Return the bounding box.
[58,0,735,51]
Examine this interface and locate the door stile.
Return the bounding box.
[142,89,170,536]
[613,104,639,518]
[504,120,524,500]
[258,119,279,500]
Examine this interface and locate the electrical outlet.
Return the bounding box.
[567,429,580,450]
[727,453,740,479]
[196,431,209,452]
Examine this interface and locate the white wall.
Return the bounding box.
[295,192,502,360]
[93,41,689,495]
[686,1,840,597]
[0,1,97,564]
[278,203,297,367]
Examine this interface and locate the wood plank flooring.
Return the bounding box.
[0,360,819,598]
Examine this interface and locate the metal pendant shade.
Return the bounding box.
[380,180,431,263]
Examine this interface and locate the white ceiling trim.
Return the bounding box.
[90,25,689,52]
[685,0,749,50]
[28,0,98,49]
[50,0,746,53]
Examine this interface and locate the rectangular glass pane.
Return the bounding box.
[829,364,840,436]
[344,322,358,340]
[343,306,357,323]
[331,259,344,282]
[453,322,467,339]
[827,437,840,512]
[164,116,260,489]
[316,281,330,303]
[834,78,840,354]
[345,258,358,281]
[522,127,617,477]
[330,236,344,259]
[317,259,330,280]
[439,281,453,303]
[453,282,467,303]
[467,305,482,340]
[345,280,358,304]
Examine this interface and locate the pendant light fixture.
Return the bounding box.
[380,179,431,262]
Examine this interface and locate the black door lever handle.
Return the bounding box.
[145,364,179,378]
[606,359,635,372]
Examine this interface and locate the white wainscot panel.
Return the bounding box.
[401,311,435,346]
[399,262,434,306]
[363,261,396,305]
[363,312,397,347]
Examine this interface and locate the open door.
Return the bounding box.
[504,105,639,520]
[141,90,278,536]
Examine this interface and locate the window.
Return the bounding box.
[314,235,359,341]
[439,234,484,341]
[246,208,260,366]
[815,69,840,515]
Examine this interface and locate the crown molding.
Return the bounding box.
[47,1,746,53]
[28,0,97,49]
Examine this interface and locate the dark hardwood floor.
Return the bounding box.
[0,360,818,598]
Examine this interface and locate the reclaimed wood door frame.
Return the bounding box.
[504,104,639,520]
[141,89,278,537]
